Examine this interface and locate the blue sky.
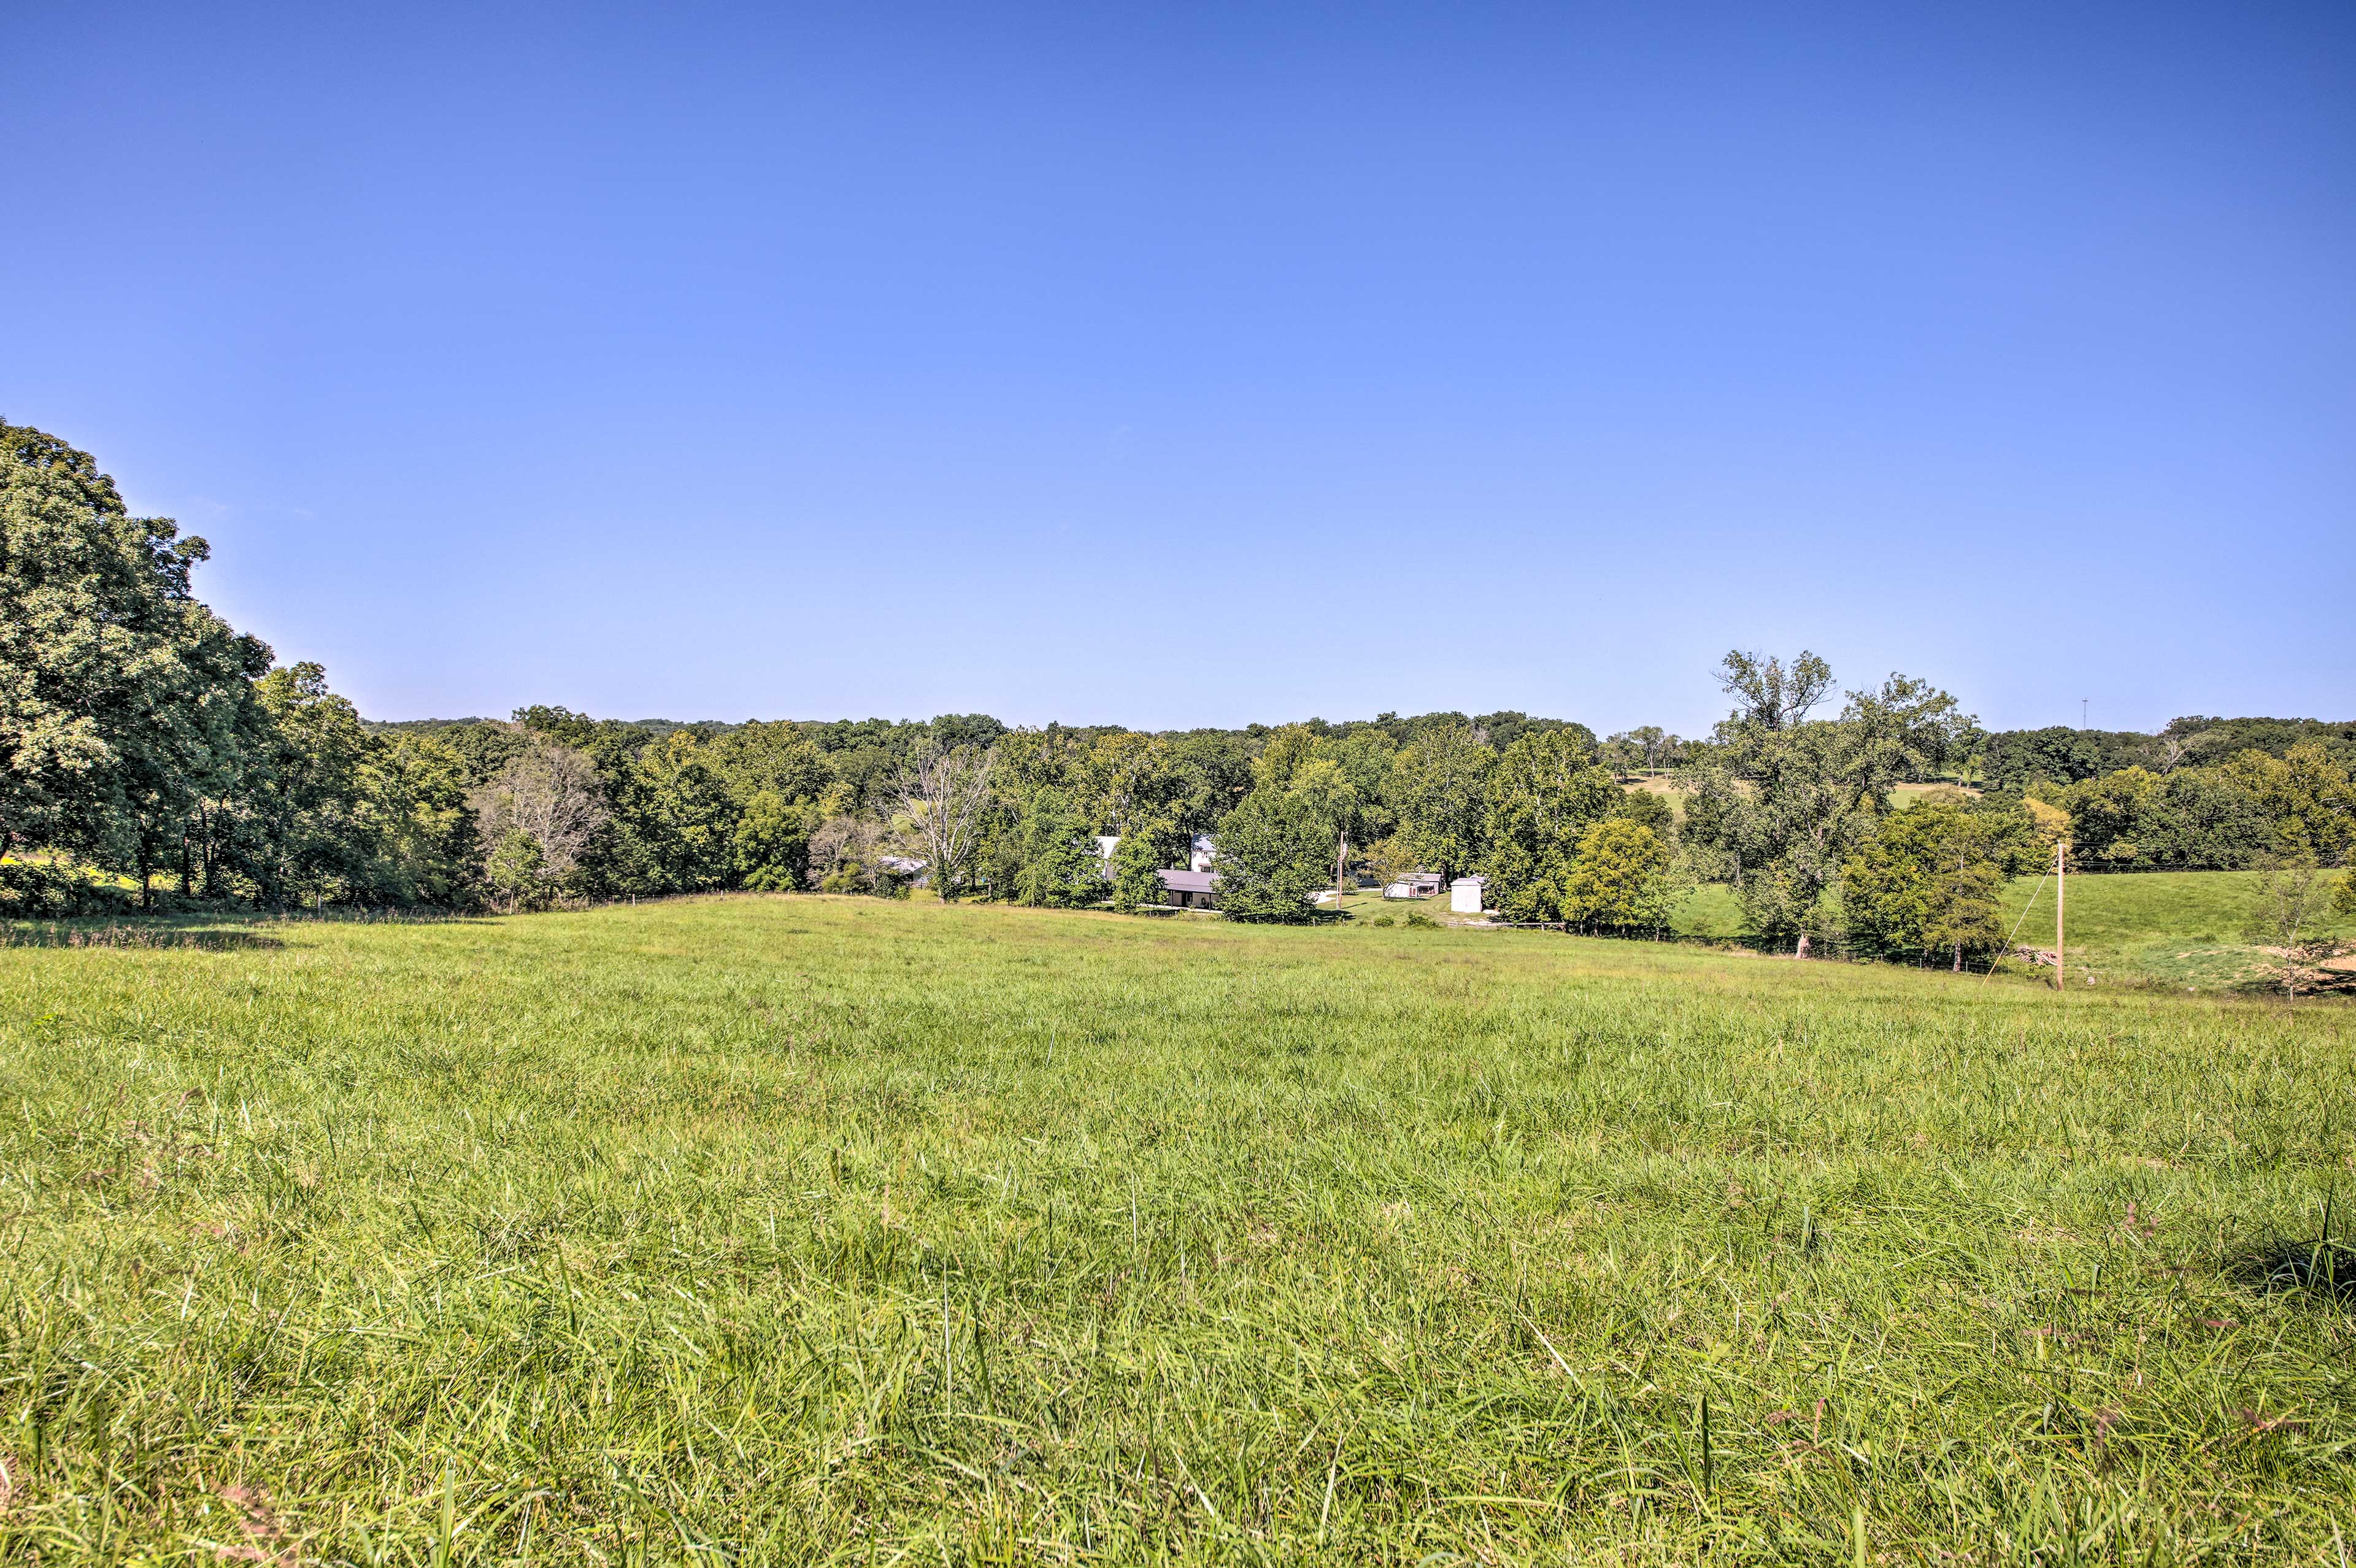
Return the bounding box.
[6,1,2350,736]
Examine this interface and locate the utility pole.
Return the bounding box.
[2082,698,2088,726]
[2055,839,2066,993]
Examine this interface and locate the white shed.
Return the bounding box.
[1449,875,1487,914]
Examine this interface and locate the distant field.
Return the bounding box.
[1995,869,2355,992]
[1658,869,2356,993]
[2,896,2350,1561]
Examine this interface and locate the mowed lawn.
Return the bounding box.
[2,899,2352,1563]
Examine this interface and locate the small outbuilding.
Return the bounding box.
[1155,869,1220,909]
[1449,875,1487,914]
[1384,872,1444,900]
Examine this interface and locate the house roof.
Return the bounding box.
[1156,869,1218,894]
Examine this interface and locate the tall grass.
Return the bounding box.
[1,896,2350,1562]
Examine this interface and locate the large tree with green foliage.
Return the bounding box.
[0,423,271,899]
[1222,725,1395,910]
[1202,786,1333,921]
[1008,791,1105,907]
[1841,797,2041,969]
[1107,821,1180,912]
[1480,728,1619,921]
[1384,721,1494,884]
[1557,818,1676,931]
[220,663,379,905]
[1681,650,1974,951]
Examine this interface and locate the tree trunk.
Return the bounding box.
[1952,941,1962,973]
[1794,932,1810,959]
[198,802,217,897]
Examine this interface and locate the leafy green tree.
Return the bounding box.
[1612,785,1676,837]
[1385,722,1494,884]
[1230,725,1395,903]
[733,789,815,890]
[221,663,379,906]
[1010,791,1104,907]
[2040,751,2332,872]
[482,829,547,910]
[1624,725,1677,773]
[355,731,478,905]
[1558,819,1676,931]
[1203,785,1331,921]
[0,422,271,898]
[433,721,530,789]
[1108,820,1180,912]
[1471,712,1595,753]
[1165,730,1255,834]
[1841,798,2037,969]
[1979,726,2160,790]
[1681,651,1974,951]
[710,721,831,805]
[1481,729,1618,921]
[2217,742,2355,865]
[620,731,737,893]
[2046,766,2164,866]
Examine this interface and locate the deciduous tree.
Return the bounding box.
[899,740,998,901]
[1558,819,1676,931]
[0,423,271,897]
[1480,729,1617,921]
[1681,651,1974,951]
[468,737,610,908]
[1841,797,2037,970]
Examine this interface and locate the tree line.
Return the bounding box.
[6,420,2350,966]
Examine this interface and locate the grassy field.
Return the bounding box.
[1650,871,2356,993]
[1992,871,2356,994]
[2,896,2352,1563]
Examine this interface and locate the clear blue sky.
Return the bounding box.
[6,1,2350,736]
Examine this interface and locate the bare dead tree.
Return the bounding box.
[899,740,998,902]
[468,736,610,904]
[2156,733,2202,774]
[807,814,884,890]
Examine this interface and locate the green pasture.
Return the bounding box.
[1,896,2351,1563]
[1651,870,2356,992]
[1991,870,2356,993]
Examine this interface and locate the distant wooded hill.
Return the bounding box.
[1981,717,2356,790]
[368,710,2355,791]
[361,710,1590,751]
